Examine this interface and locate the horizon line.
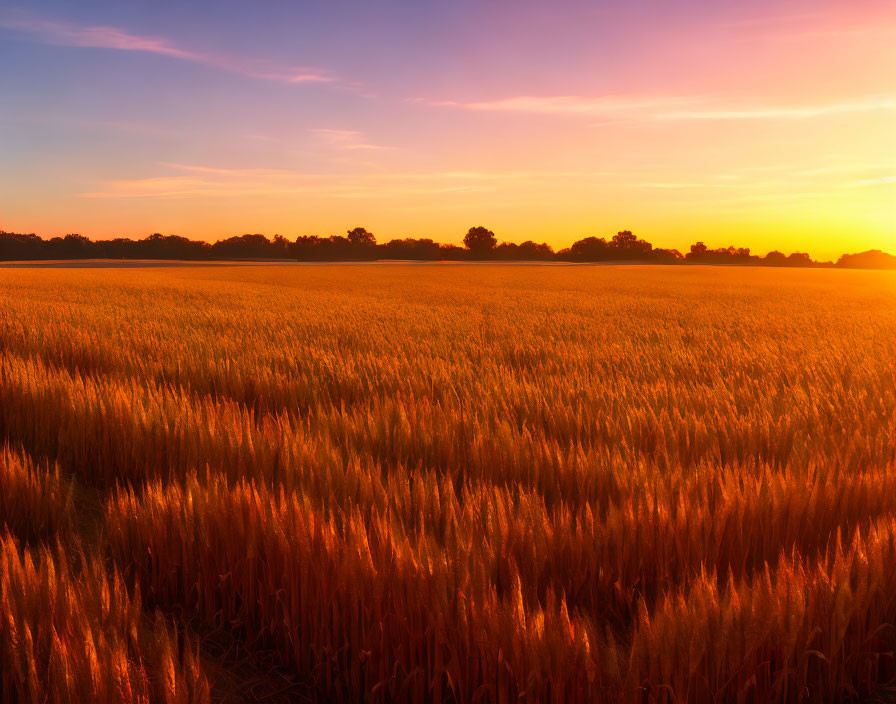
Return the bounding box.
[3,227,894,263]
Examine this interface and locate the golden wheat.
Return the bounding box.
[0,531,209,704]
[0,445,74,544]
[0,264,895,702]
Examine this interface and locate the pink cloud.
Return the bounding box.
[419,95,695,116]
[308,129,394,151]
[0,9,332,83]
[420,93,895,122]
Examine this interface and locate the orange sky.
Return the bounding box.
[1,1,894,259]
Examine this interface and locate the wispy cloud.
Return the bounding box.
[79,176,490,200]
[0,9,332,83]
[636,182,741,189]
[309,129,394,151]
[81,158,895,202]
[797,162,896,176]
[421,94,896,122]
[659,96,896,121]
[631,162,896,192]
[419,95,696,117]
[845,176,896,188]
[159,163,297,177]
[78,163,612,200]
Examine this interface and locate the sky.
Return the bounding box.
[0,0,894,258]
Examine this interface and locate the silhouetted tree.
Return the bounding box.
[0,232,46,260]
[47,234,94,259]
[271,234,291,257]
[347,227,376,247]
[652,248,684,263]
[836,250,896,269]
[563,237,607,261]
[294,235,325,261]
[0,229,876,268]
[134,234,210,260]
[764,251,815,267]
[519,241,555,260]
[495,240,555,261]
[326,235,352,260]
[609,230,653,259]
[439,244,467,260]
[612,230,636,247]
[786,252,814,267]
[561,232,656,262]
[463,226,497,256]
[345,227,378,259]
[211,234,281,259]
[686,242,757,265]
[763,250,788,266]
[382,238,442,260]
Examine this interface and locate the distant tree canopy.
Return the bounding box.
[835,250,896,270]
[0,228,887,268]
[685,242,755,265]
[463,226,498,254]
[561,230,674,262]
[346,227,376,247]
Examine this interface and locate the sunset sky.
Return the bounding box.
[1,0,894,258]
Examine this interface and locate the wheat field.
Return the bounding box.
[1,263,895,703]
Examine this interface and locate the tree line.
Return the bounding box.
[1,227,894,269]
